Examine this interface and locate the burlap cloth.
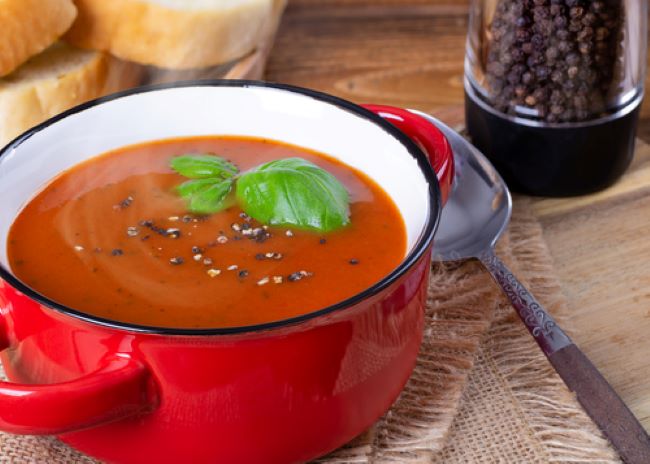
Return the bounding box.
[0,199,620,463]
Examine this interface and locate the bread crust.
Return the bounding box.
[64,0,277,69]
[0,0,77,77]
[0,43,143,146]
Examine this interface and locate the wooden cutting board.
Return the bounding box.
[419,105,650,431]
[424,107,650,434]
[418,104,650,431]
[531,140,650,431]
[266,1,650,431]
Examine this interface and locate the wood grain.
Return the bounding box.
[266,1,468,113]
[549,344,650,464]
[268,0,650,137]
[533,144,650,430]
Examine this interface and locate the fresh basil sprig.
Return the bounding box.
[171,156,238,215]
[170,154,350,232]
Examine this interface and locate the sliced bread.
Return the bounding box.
[0,0,77,77]
[0,42,143,146]
[63,0,281,70]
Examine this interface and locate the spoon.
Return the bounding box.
[415,110,650,464]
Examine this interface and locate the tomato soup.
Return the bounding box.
[7,137,407,329]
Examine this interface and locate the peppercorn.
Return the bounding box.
[484,0,623,123]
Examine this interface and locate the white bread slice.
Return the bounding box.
[0,42,143,146]
[0,0,77,77]
[64,0,284,70]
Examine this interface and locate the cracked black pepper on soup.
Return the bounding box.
[484,0,623,123]
[7,136,407,329]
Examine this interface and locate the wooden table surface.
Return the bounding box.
[266,0,650,432]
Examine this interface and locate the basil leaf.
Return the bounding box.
[236,158,350,232]
[171,154,352,232]
[176,178,219,197]
[171,154,238,179]
[176,178,234,214]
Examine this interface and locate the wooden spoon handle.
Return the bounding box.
[479,249,650,463]
[550,344,650,464]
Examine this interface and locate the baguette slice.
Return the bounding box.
[64,0,282,70]
[0,0,77,77]
[0,42,143,146]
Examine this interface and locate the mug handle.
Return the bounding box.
[362,105,454,205]
[0,311,156,435]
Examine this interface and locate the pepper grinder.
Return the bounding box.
[465,0,647,196]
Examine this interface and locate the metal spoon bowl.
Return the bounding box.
[427,116,511,262]
[415,111,650,464]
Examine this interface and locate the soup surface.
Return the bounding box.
[7,137,407,329]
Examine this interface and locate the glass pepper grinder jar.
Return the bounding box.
[465,0,647,196]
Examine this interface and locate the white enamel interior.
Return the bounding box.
[0,85,431,270]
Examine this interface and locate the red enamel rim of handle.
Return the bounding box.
[362,105,454,205]
[0,313,157,435]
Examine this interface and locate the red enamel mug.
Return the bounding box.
[0,81,453,463]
